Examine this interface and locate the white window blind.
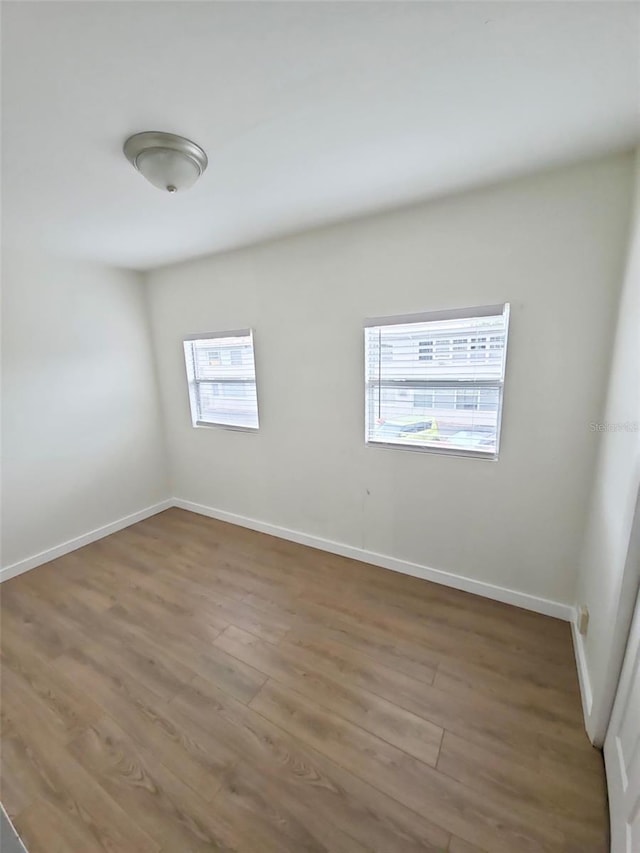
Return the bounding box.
[183,330,259,430]
[365,304,509,457]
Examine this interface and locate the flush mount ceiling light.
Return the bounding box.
[123,131,208,194]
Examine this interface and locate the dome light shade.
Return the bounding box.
[123,131,208,193]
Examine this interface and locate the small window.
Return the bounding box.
[418,340,434,361]
[413,390,435,409]
[364,304,509,457]
[452,340,469,361]
[183,330,259,430]
[455,389,480,410]
[470,337,487,360]
[381,343,394,362]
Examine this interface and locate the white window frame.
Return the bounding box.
[364,303,510,459]
[183,329,260,431]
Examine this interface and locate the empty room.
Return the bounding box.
[1,2,640,852]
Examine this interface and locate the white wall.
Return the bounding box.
[146,153,634,608]
[1,251,169,570]
[575,150,640,743]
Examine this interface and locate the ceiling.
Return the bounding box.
[2,1,639,271]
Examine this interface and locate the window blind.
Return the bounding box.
[364,304,509,457]
[183,330,259,430]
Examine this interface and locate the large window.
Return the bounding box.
[365,304,509,457]
[183,330,259,429]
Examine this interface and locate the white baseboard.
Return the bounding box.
[0,500,173,583]
[172,497,574,622]
[571,616,594,724]
[1,493,574,624]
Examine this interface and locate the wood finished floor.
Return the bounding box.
[0,508,607,853]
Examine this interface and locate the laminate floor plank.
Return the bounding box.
[284,615,441,683]
[1,663,93,748]
[13,798,112,853]
[215,624,443,765]
[18,555,117,614]
[170,674,452,853]
[302,586,575,672]
[27,594,204,703]
[119,524,294,602]
[82,627,201,704]
[68,715,243,853]
[448,837,488,853]
[53,646,239,802]
[279,628,583,761]
[282,626,580,769]
[100,602,267,703]
[65,544,234,636]
[209,759,372,853]
[433,657,583,728]
[124,566,294,644]
[297,588,578,694]
[70,711,382,853]
[1,635,101,743]
[2,708,158,853]
[1,507,607,852]
[281,625,438,689]
[437,730,608,848]
[0,749,30,821]
[250,678,566,853]
[343,575,573,661]
[0,586,86,660]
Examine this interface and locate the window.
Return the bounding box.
[364,304,509,457]
[413,390,435,409]
[452,340,469,361]
[470,337,487,360]
[381,343,393,362]
[455,389,480,410]
[183,330,259,429]
[418,340,434,361]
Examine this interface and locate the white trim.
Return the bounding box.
[172,497,573,621]
[0,500,173,583]
[571,614,594,723]
[0,493,575,623]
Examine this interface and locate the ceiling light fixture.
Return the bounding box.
[123,131,208,194]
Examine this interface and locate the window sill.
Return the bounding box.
[194,421,259,433]
[365,439,498,460]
